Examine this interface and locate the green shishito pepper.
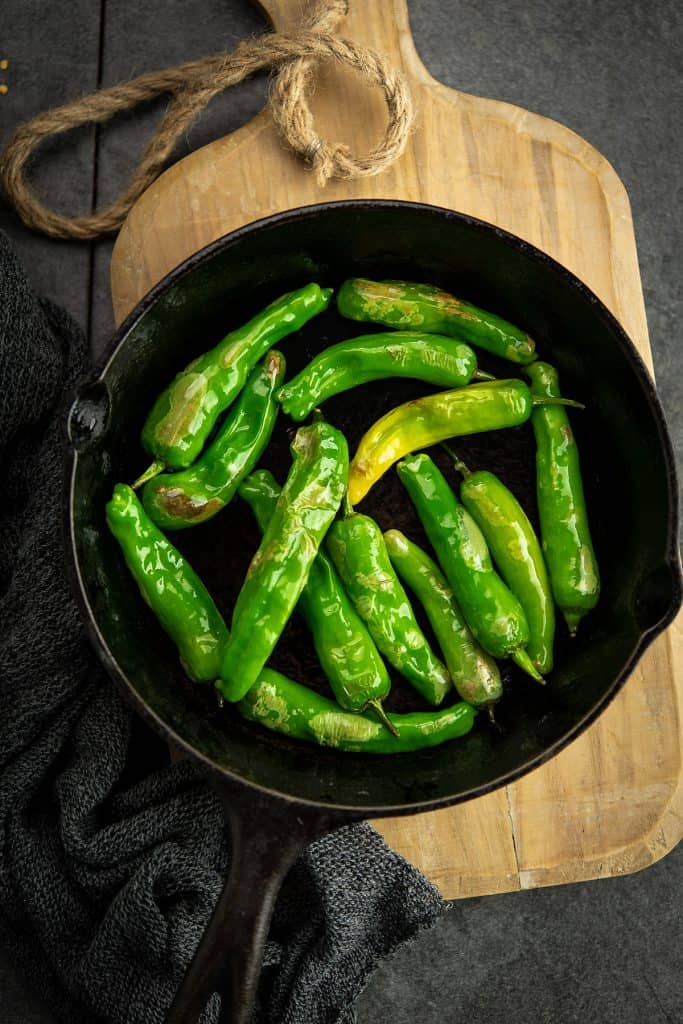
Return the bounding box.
[348,379,583,504]
[337,278,537,364]
[397,453,542,682]
[277,331,491,422]
[105,484,228,682]
[384,529,503,708]
[218,419,348,702]
[105,487,474,752]
[239,669,476,753]
[135,283,332,483]
[141,350,285,530]
[239,470,396,734]
[445,448,555,674]
[327,502,452,706]
[526,362,600,635]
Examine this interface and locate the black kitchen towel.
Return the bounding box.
[0,231,444,1024]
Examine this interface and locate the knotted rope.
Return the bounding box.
[0,0,413,240]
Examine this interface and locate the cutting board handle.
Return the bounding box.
[253,0,429,80]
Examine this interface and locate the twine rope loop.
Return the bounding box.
[0,1,413,240]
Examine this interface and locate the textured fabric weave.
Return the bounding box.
[0,232,444,1023]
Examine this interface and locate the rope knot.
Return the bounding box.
[302,134,325,165]
[0,2,413,240]
[313,142,348,187]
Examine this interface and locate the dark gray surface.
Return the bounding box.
[0,0,681,1021]
[360,843,683,1024]
[0,0,100,330]
[90,0,267,349]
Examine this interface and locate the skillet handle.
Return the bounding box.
[166,782,349,1024]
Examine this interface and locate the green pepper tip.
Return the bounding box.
[111,481,132,499]
[264,348,286,375]
[512,649,545,684]
[107,481,136,517]
[396,451,426,475]
[523,359,553,380]
[383,528,407,554]
[563,610,583,636]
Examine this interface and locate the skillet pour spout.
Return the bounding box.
[67,201,681,1021]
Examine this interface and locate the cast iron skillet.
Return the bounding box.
[67,201,681,1023]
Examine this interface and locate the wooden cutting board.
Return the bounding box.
[110,0,682,898]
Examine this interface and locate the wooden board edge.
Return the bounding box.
[422,80,651,355]
[421,776,682,900]
[518,786,682,893]
[513,612,683,892]
[110,109,274,325]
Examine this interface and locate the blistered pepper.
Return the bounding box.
[397,453,542,682]
[277,331,491,421]
[134,283,332,483]
[142,350,285,529]
[106,484,228,681]
[327,501,452,706]
[337,278,537,363]
[218,419,348,702]
[239,669,476,753]
[526,362,599,634]
[239,469,395,733]
[348,379,582,504]
[384,529,503,708]
[445,448,555,674]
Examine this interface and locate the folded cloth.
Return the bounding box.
[0,232,444,1024]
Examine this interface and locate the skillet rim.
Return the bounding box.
[67,198,682,816]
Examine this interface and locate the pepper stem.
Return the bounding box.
[342,492,355,519]
[368,699,400,737]
[512,649,545,684]
[532,396,585,410]
[441,443,471,478]
[132,459,165,489]
[473,369,496,381]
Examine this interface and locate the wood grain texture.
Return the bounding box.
[110,0,682,898]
